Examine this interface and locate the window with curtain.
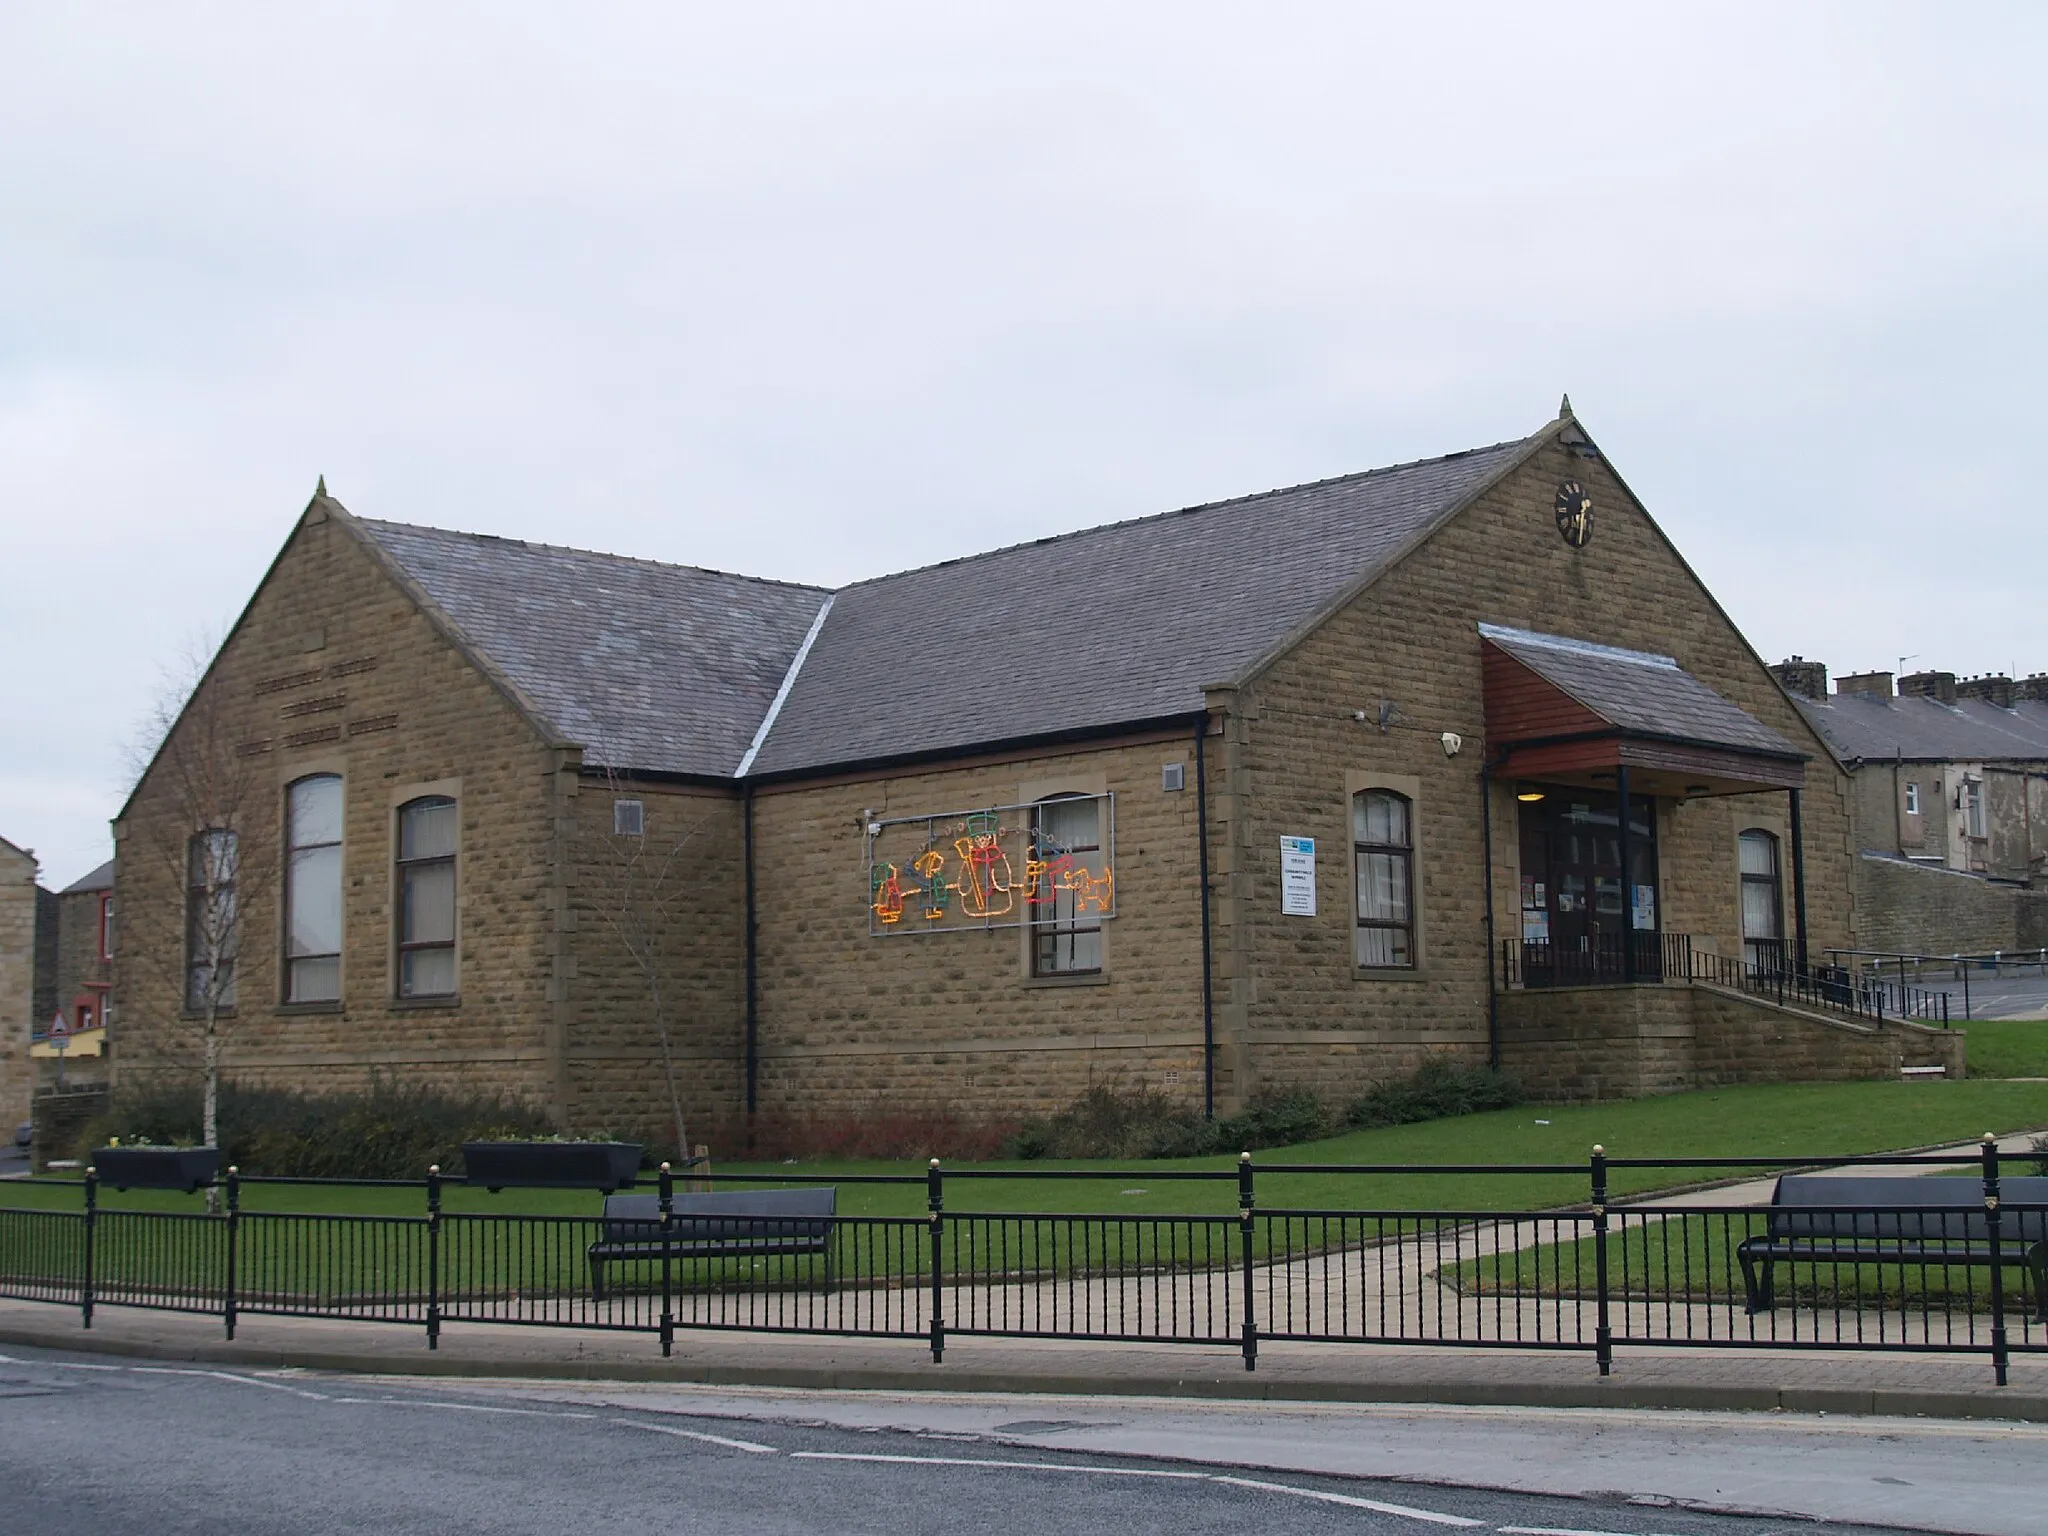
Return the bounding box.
[1738,829,1782,974]
[285,775,344,1003]
[1031,794,1104,976]
[397,796,458,998]
[1354,790,1415,968]
[184,828,237,1010]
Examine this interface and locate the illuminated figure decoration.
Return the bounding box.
[865,794,1118,936]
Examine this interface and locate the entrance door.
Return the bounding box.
[1517,789,1660,984]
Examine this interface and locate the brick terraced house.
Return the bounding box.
[111,407,1960,1139]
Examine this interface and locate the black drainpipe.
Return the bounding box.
[744,782,759,1118]
[1194,711,1216,1122]
[1481,755,1501,1068]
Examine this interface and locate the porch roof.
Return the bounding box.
[1479,624,1807,796]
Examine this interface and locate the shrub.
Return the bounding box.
[74,1078,558,1180]
[1343,1057,1523,1130]
[2030,1134,2048,1178]
[1001,1085,1331,1161]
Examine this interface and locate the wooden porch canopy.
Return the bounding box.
[1478,624,1807,797]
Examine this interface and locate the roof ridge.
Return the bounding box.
[357,517,832,598]
[833,432,1541,592]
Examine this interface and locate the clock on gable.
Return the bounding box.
[1554,480,1593,548]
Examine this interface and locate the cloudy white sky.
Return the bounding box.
[3,3,2043,888]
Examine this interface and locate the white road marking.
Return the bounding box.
[1212,1475,1486,1526]
[1497,1527,1683,1536]
[611,1417,778,1454]
[0,1354,121,1371]
[791,1451,1205,1479]
[328,1395,598,1419]
[128,1365,328,1399]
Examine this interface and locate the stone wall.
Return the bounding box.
[1226,434,1857,1109]
[30,1086,109,1169]
[749,731,1211,1123]
[112,503,565,1118]
[0,844,37,1134]
[1852,853,2048,957]
[1497,981,1964,1102]
[54,884,111,1022]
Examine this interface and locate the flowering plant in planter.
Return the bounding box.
[459,1136,645,1193]
[92,1139,223,1194]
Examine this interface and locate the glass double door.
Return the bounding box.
[1516,788,1660,984]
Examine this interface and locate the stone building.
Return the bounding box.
[29,858,115,1093]
[1771,660,2048,957]
[111,407,1954,1139]
[0,835,49,1134]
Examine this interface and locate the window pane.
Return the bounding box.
[288,843,343,956]
[1037,927,1102,974]
[289,775,344,847]
[402,947,456,998]
[1740,880,1780,941]
[1738,830,1777,877]
[401,798,457,860]
[1356,850,1409,922]
[1356,926,1410,968]
[403,862,456,945]
[289,955,340,1004]
[1037,796,1099,852]
[1353,791,1410,847]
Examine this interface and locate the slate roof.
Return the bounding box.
[356,521,830,778]
[1795,692,2048,765]
[1478,625,1805,759]
[60,859,113,895]
[746,438,1535,774]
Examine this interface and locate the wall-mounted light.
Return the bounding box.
[1515,783,1546,803]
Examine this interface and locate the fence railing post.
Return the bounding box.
[1591,1144,1612,1377]
[1238,1151,1259,1372]
[81,1167,97,1331]
[927,1158,946,1363]
[223,1165,240,1341]
[425,1164,442,1351]
[1983,1134,2008,1387]
[658,1161,675,1358]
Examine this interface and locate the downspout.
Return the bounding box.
[1481,757,1500,1068]
[1788,787,1809,974]
[744,783,759,1121]
[1194,711,1216,1122]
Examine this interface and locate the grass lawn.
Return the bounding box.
[1961,1019,2048,1079]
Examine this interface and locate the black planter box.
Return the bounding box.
[461,1141,644,1193]
[91,1146,222,1194]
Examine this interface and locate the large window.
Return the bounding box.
[1353,790,1415,968]
[285,775,344,1003]
[1962,778,1987,840]
[184,829,237,1010]
[1031,794,1104,976]
[1738,828,1782,974]
[397,796,458,998]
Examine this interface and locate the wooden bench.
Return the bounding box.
[1737,1174,2048,1317]
[587,1187,836,1299]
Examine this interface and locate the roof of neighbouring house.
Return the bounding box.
[1795,692,2048,765]
[346,424,1551,778]
[1480,624,1805,759]
[60,859,113,895]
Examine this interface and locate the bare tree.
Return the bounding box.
[123,642,281,1160]
[576,761,707,1157]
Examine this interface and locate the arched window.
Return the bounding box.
[1354,790,1415,968]
[397,796,458,998]
[1738,829,1782,974]
[1031,793,1105,976]
[285,775,344,1003]
[184,828,237,1010]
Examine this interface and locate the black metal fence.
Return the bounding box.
[2,1148,2041,1383]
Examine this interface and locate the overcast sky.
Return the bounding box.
[3,3,2043,888]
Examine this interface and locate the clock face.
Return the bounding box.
[1554,480,1593,547]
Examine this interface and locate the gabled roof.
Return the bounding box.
[354,521,831,778]
[61,859,114,895]
[1479,625,1804,759]
[1795,692,2048,765]
[746,435,1540,774]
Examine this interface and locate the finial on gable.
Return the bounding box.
[1558,393,1574,420]
[316,475,328,497]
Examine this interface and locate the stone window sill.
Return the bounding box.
[179,1008,238,1021]
[275,1001,343,1017]
[391,994,461,1011]
[1023,972,1111,989]
[1353,966,1431,983]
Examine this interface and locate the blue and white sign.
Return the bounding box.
[1279,836,1317,917]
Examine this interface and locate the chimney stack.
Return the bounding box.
[2017,674,2048,703]
[1955,673,2016,709]
[1898,670,1958,705]
[1836,670,1894,701]
[1771,657,1829,700]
